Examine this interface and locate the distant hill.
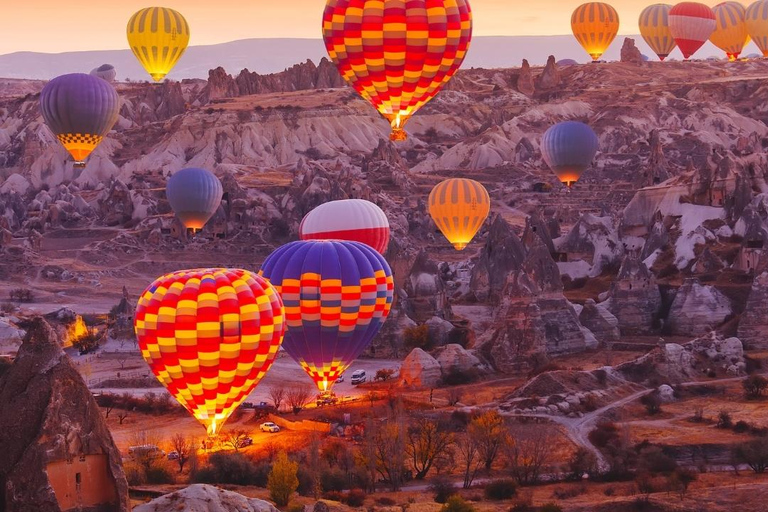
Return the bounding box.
[0,36,759,81]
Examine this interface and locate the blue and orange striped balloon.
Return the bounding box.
[639,4,677,61]
[259,240,394,392]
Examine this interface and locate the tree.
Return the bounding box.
[743,375,768,400]
[468,411,508,471]
[170,433,193,473]
[269,385,287,412]
[504,426,553,485]
[99,393,116,419]
[404,324,431,350]
[364,413,407,491]
[455,432,482,489]
[566,448,599,481]
[222,429,251,452]
[735,439,768,473]
[440,495,475,512]
[286,384,313,414]
[717,410,733,429]
[668,467,697,501]
[72,330,100,355]
[130,430,162,473]
[268,451,299,507]
[117,410,129,425]
[117,356,128,370]
[447,387,463,406]
[640,391,662,415]
[375,368,396,381]
[406,417,455,479]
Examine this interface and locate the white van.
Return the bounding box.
[351,370,366,385]
[128,445,164,459]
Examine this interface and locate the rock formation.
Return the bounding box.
[535,55,561,90]
[666,279,732,336]
[402,251,452,323]
[620,37,645,65]
[517,59,535,96]
[134,484,278,512]
[555,213,623,276]
[606,256,661,335]
[738,271,768,349]
[399,348,442,388]
[579,299,620,344]
[0,317,129,511]
[470,215,527,303]
[435,344,486,376]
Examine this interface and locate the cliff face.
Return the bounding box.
[0,317,129,512]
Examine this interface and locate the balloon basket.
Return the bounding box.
[73,161,86,169]
[390,128,407,142]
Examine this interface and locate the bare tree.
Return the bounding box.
[170,433,193,473]
[406,417,455,479]
[269,385,287,412]
[222,429,251,452]
[117,410,129,425]
[504,425,553,485]
[286,384,313,414]
[447,387,463,406]
[455,431,482,489]
[362,405,407,491]
[117,356,128,370]
[130,430,162,472]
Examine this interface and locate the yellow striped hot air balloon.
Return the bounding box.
[127,7,190,81]
[711,2,750,60]
[428,178,490,251]
[639,4,677,61]
[746,0,768,57]
[571,2,620,61]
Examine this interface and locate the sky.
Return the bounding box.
[2,0,729,54]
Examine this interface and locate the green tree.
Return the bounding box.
[743,375,768,400]
[440,495,475,512]
[268,451,299,506]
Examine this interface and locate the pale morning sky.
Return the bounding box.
[1,0,729,54]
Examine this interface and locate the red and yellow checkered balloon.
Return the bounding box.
[134,268,285,436]
[322,0,473,141]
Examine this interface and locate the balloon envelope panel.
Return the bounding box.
[259,240,394,391]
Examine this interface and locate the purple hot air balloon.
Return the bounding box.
[166,168,223,231]
[541,120,599,188]
[39,73,119,167]
[258,240,395,392]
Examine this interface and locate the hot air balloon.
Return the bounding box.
[259,240,394,392]
[428,178,490,251]
[39,73,120,168]
[166,168,223,231]
[746,0,768,57]
[90,64,117,82]
[711,2,749,60]
[134,268,285,436]
[127,7,190,81]
[571,2,620,61]
[541,121,599,188]
[300,199,390,254]
[639,4,677,61]
[669,2,716,60]
[557,59,580,66]
[322,0,472,141]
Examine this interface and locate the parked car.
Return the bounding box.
[336,373,344,383]
[167,451,179,461]
[351,369,366,385]
[260,422,281,433]
[240,401,254,409]
[237,436,254,448]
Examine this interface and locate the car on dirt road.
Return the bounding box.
[237,436,254,448]
[260,422,281,433]
[351,369,366,385]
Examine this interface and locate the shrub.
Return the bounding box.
[9,288,33,303]
[442,368,478,386]
[375,368,396,381]
[344,489,366,507]
[286,504,304,512]
[145,464,175,484]
[440,496,475,512]
[637,445,677,474]
[484,479,518,500]
[589,422,619,448]
[320,468,347,492]
[429,476,458,504]
[717,410,733,429]
[743,375,768,399]
[72,330,100,355]
[734,420,751,433]
[322,491,345,502]
[123,461,145,486]
[192,452,263,486]
[404,325,432,350]
[640,392,662,415]
[539,504,563,512]
[376,497,397,506]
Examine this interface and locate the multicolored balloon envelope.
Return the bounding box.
[39,73,120,166]
[127,7,190,81]
[747,0,768,57]
[259,240,394,392]
[300,199,390,254]
[428,178,490,251]
[639,4,677,61]
[668,2,716,60]
[541,121,599,188]
[134,268,285,435]
[166,168,224,230]
[571,2,620,61]
[711,2,749,61]
[322,0,472,141]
